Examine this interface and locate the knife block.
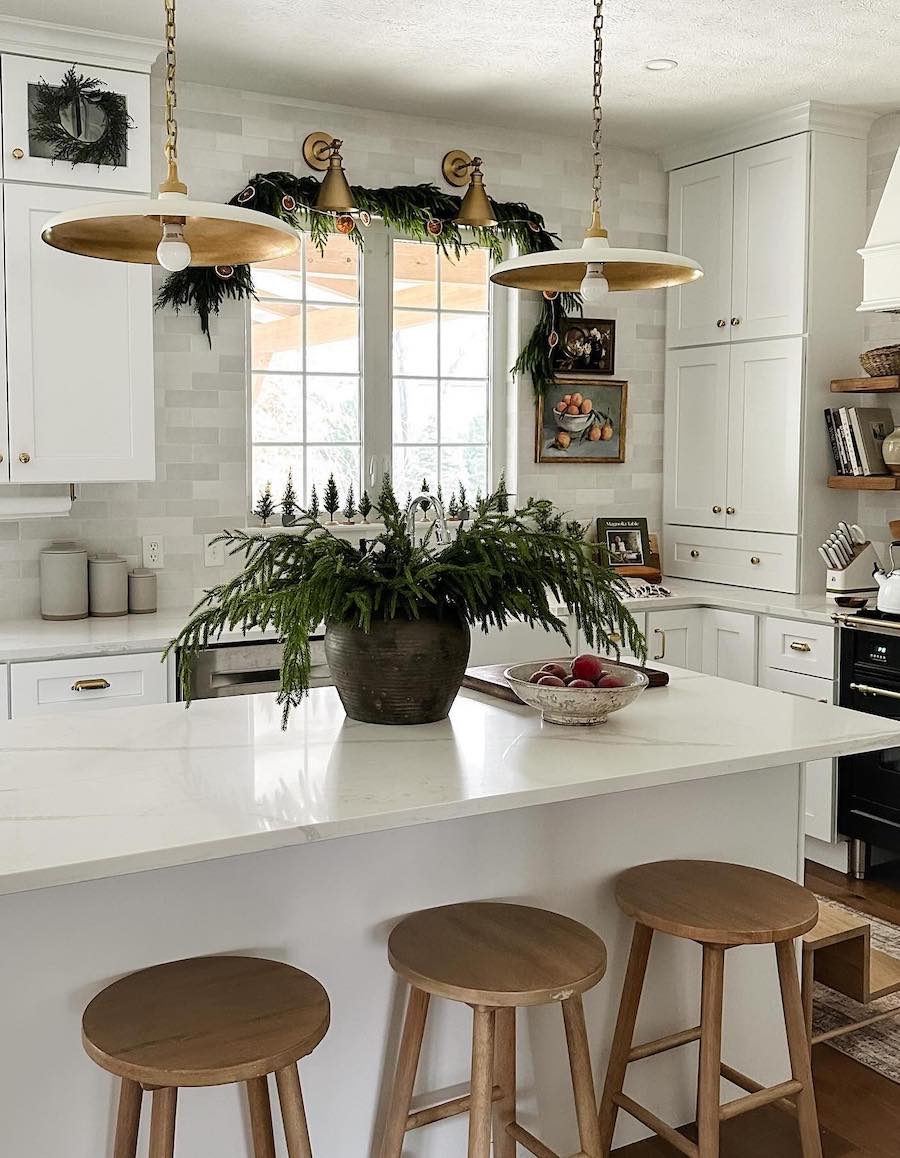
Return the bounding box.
[825,542,880,601]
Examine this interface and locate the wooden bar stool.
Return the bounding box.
[82,955,329,1158]
[379,900,607,1158]
[597,860,822,1158]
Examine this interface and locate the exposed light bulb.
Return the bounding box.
[156,221,192,271]
[579,262,609,303]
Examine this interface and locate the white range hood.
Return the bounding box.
[859,146,900,313]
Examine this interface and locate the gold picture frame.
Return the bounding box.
[535,376,628,464]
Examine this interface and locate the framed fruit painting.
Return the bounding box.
[535,377,627,464]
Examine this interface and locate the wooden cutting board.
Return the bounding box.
[463,660,669,703]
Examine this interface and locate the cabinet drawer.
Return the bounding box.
[759,666,833,702]
[663,525,798,592]
[763,617,834,679]
[10,652,168,717]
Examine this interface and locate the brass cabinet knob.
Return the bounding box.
[608,632,621,645]
[716,318,727,328]
[750,556,761,565]
[11,147,24,159]
[18,452,30,463]
[789,641,811,652]
[731,317,741,326]
[690,549,701,558]
[726,505,735,514]
[712,505,723,514]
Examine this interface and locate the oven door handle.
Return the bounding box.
[849,681,900,702]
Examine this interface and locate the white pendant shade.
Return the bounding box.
[491,233,703,293]
[41,190,298,267]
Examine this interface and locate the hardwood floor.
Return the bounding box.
[612,861,900,1157]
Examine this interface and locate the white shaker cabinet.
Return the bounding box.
[730,135,808,342]
[663,345,730,528]
[701,608,757,685]
[725,337,802,534]
[666,155,734,347]
[4,183,155,482]
[645,608,704,672]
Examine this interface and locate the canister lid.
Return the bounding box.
[41,540,86,554]
[89,552,126,564]
[129,567,155,578]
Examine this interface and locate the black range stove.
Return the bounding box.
[835,608,900,876]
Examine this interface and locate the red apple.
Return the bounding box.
[597,674,626,688]
[528,672,544,684]
[537,675,566,687]
[572,653,605,682]
[568,678,594,688]
[540,663,568,680]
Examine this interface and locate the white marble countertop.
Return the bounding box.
[0,580,839,663]
[0,672,896,897]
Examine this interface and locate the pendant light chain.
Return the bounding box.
[592,0,603,214]
[164,0,179,174]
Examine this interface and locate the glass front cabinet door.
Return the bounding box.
[0,54,150,191]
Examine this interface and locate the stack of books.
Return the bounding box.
[825,406,895,476]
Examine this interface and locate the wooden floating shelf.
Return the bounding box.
[831,375,900,392]
[827,474,900,490]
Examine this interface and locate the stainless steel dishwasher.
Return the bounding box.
[179,636,330,699]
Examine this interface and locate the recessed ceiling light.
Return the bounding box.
[645,58,678,71]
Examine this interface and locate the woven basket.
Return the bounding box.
[860,344,900,377]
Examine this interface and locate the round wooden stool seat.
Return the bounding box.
[615,860,819,946]
[82,955,330,1088]
[387,900,607,1007]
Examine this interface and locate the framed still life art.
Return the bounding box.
[552,317,616,376]
[535,376,628,464]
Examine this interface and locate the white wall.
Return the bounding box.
[0,78,669,619]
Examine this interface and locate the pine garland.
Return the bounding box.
[32,67,133,168]
[154,171,575,393]
[166,479,646,726]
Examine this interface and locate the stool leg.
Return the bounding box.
[696,944,725,1158]
[776,940,824,1158]
[597,922,653,1156]
[492,1007,517,1158]
[113,1078,142,1158]
[379,986,430,1158]
[468,1006,496,1158]
[275,1064,314,1158]
[562,994,603,1157]
[246,1075,277,1158]
[801,944,815,1048]
[148,1087,177,1158]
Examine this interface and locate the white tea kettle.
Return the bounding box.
[875,541,900,614]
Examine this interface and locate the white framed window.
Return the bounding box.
[248,228,506,512]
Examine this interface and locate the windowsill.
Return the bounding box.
[241,519,462,537]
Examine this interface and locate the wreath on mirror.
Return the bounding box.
[31,66,133,168]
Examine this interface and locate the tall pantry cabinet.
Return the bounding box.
[661,106,871,593]
[0,23,158,484]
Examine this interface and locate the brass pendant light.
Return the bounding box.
[303,132,357,214]
[41,0,298,269]
[441,150,498,228]
[490,0,702,298]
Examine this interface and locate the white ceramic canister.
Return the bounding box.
[39,541,89,621]
[88,553,129,617]
[128,567,158,614]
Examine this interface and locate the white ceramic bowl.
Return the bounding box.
[504,658,649,726]
[553,409,593,434]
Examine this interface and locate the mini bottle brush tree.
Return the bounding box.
[253,481,275,526]
[359,489,372,521]
[342,484,356,524]
[281,470,298,527]
[308,484,320,522]
[323,473,340,523]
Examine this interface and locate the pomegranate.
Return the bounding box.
[568,678,595,688]
[540,663,568,680]
[572,653,605,682]
[537,675,566,687]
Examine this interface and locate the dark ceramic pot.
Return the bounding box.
[325,611,471,724]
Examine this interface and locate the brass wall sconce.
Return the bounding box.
[441,149,497,228]
[303,131,357,214]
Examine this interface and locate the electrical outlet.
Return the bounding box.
[142,535,164,569]
[204,534,225,568]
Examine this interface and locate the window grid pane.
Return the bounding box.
[250,233,361,506]
[391,240,491,501]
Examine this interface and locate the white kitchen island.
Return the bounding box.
[1,668,898,1158]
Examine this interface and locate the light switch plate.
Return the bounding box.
[204,534,225,568]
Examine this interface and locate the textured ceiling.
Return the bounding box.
[11,0,900,148]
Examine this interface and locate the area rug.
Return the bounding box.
[813,896,900,1083]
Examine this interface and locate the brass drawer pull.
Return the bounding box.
[71,678,111,692]
[653,628,666,661]
[789,641,811,653]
